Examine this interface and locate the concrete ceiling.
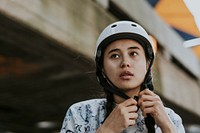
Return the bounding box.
[0,13,100,133]
[0,9,200,133]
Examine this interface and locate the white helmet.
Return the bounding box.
[95,21,155,60]
[95,21,155,99]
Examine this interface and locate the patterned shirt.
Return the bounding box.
[60,99,185,133]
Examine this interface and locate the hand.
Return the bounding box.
[96,98,138,133]
[138,89,176,132]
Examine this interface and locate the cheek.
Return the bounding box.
[103,60,118,78]
[136,61,148,75]
[103,60,112,75]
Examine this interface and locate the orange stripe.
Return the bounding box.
[155,0,200,37]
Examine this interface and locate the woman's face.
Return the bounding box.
[103,39,149,94]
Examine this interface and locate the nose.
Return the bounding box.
[120,60,131,68]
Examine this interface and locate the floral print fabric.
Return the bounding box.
[60,99,185,133]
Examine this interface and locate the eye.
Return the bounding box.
[110,54,120,59]
[130,52,138,57]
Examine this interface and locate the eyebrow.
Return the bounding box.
[108,46,140,54]
[128,46,140,50]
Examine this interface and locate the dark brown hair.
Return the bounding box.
[103,41,155,133]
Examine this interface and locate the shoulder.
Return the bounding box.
[71,98,106,107]
[69,98,106,111]
[61,99,107,132]
[165,107,182,123]
[165,107,185,132]
[67,98,107,119]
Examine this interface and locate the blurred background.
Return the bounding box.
[0,0,200,133]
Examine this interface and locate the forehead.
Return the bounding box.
[105,39,144,52]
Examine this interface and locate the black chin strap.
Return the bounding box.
[97,69,152,100]
[96,57,154,101]
[98,72,130,100]
[96,56,155,133]
[140,60,154,92]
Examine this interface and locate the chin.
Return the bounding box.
[114,80,142,90]
[118,84,139,90]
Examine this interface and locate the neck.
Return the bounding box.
[113,87,140,104]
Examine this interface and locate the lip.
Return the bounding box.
[120,71,134,79]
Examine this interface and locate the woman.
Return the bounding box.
[60,21,185,133]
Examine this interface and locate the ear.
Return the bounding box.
[146,61,150,70]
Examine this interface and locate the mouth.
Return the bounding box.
[120,71,134,79]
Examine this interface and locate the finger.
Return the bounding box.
[139,89,156,96]
[140,101,154,110]
[122,98,137,107]
[126,105,138,113]
[138,94,153,106]
[123,113,138,127]
[128,119,136,126]
[139,93,161,106]
[139,94,153,102]
[128,113,138,126]
[141,107,152,118]
[128,112,138,120]
[142,107,159,118]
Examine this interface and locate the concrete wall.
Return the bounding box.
[0,0,199,116]
[158,54,200,116]
[0,0,115,58]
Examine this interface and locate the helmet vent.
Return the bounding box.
[131,24,137,27]
[111,24,117,28]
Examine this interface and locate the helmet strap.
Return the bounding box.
[97,67,130,100]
